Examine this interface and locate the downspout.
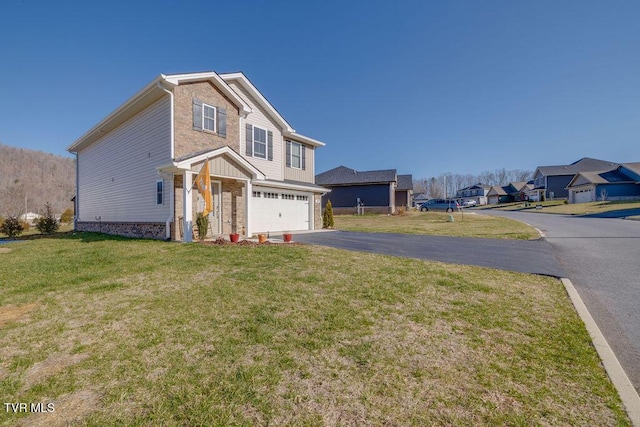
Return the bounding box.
[158,82,175,240]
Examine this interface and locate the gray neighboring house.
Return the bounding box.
[455,183,492,205]
[528,157,619,201]
[315,166,413,214]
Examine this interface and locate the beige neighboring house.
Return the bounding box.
[68,71,328,241]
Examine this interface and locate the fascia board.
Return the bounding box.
[219,72,294,132]
[283,131,326,147]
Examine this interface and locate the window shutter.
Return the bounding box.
[267,131,273,161]
[217,107,226,137]
[193,99,203,131]
[245,124,253,156]
[286,141,291,167]
[301,146,306,170]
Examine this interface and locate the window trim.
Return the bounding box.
[156,180,164,205]
[289,141,302,169]
[202,103,216,133]
[253,126,267,159]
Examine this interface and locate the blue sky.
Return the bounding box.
[1,0,639,179]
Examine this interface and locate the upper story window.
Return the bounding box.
[245,124,273,161]
[253,127,267,159]
[193,98,226,137]
[203,104,216,132]
[286,140,306,170]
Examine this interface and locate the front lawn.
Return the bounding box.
[0,234,629,425]
[475,200,640,216]
[334,210,540,239]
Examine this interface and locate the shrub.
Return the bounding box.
[196,212,209,240]
[323,200,335,229]
[60,208,74,223]
[36,203,59,234]
[0,216,24,238]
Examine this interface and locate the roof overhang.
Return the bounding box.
[255,179,330,194]
[68,72,253,154]
[157,146,266,180]
[283,131,326,147]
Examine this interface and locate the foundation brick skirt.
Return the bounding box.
[76,221,167,240]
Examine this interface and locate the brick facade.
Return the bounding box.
[173,82,241,159]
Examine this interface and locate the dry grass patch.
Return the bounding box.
[334,210,539,239]
[0,234,630,426]
[0,303,39,328]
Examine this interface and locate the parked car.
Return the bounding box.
[463,200,477,207]
[419,199,460,212]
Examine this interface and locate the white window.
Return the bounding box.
[156,180,163,205]
[264,192,278,199]
[290,141,302,169]
[252,191,261,198]
[282,194,295,200]
[296,195,308,201]
[253,127,267,159]
[203,104,216,132]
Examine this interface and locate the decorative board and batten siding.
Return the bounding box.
[284,139,315,183]
[226,82,284,181]
[77,97,172,222]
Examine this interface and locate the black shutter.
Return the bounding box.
[245,124,253,156]
[218,107,226,137]
[193,99,203,131]
[301,145,306,170]
[267,131,273,161]
[286,141,291,167]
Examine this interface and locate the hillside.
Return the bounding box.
[0,143,75,217]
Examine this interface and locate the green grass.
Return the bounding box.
[0,234,630,426]
[334,210,540,239]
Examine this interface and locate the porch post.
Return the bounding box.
[183,170,193,243]
[245,179,252,237]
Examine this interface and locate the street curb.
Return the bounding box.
[561,278,640,426]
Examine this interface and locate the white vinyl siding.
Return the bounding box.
[284,143,314,183]
[228,82,284,180]
[77,97,172,222]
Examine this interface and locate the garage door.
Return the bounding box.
[251,188,310,233]
[574,188,593,203]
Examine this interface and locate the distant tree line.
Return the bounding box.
[0,143,75,217]
[414,168,532,199]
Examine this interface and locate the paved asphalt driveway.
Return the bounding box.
[295,211,640,394]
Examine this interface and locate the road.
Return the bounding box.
[295,212,640,393]
[482,210,640,394]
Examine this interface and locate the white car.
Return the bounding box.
[463,200,477,207]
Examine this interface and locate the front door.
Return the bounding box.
[211,181,222,234]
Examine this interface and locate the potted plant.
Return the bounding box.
[229,225,240,243]
[258,233,267,243]
[283,232,293,243]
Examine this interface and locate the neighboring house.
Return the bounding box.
[68,71,328,241]
[20,212,41,224]
[455,183,491,205]
[315,166,412,214]
[528,157,618,201]
[566,163,640,203]
[413,192,429,207]
[487,181,533,204]
[395,174,414,211]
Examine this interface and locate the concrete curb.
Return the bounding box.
[561,278,640,426]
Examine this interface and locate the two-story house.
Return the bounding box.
[455,183,491,206]
[68,71,328,241]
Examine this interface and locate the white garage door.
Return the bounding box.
[574,188,593,203]
[251,188,310,233]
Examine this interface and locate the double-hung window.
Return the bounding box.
[290,141,302,169]
[286,140,306,170]
[203,104,216,132]
[253,126,267,159]
[156,180,164,205]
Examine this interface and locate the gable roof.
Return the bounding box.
[219,72,325,147]
[397,174,414,191]
[68,72,252,153]
[535,157,619,177]
[566,168,638,188]
[316,166,397,186]
[487,185,508,196]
